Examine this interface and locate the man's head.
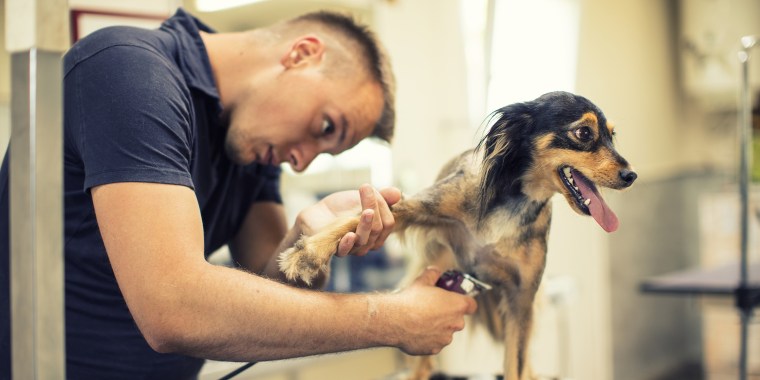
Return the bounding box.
[216,11,395,172]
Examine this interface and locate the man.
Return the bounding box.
[0,7,476,379]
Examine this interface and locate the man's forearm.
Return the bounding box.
[154,262,398,361]
[229,201,289,277]
[93,183,472,363]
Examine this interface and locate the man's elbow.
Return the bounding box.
[129,264,212,354]
[133,305,199,354]
[140,319,186,354]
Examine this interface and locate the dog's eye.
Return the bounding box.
[574,126,593,142]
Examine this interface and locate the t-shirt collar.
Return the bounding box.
[160,8,221,106]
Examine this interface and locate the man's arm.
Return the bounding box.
[228,201,288,276]
[92,182,476,362]
[227,201,322,287]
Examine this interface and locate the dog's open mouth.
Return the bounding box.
[558,166,619,232]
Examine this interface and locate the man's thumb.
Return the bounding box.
[379,186,402,206]
[416,266,443,286]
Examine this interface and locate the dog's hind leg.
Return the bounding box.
[407,355,434,380]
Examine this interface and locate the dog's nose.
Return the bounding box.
[619,169,637,187]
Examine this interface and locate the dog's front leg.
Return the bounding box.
[278,216,360,285]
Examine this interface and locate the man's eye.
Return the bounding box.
[574,126,593,142]
[322,119,335,136]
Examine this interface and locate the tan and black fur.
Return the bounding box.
[279,91,637,380]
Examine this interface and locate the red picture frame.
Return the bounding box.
[70,9,168,44]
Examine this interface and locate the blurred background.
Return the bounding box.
[2,0,759,379]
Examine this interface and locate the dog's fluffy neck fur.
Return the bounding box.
[471,146,554,232]
[430,148,553,276]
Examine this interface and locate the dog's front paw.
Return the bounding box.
[278,237,330,285]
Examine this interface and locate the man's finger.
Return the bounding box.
[354,209,374,246]
[365,187,384,239]
[415,266,443,286]
[359,184,377,213]
[463,297,478,314]
[379,187,402,206]
[337,233,356,257]
[372,188,395,249]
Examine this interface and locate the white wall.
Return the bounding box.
[553,0,680,378]
[0,0,9,159]
[374,0,474,194]
[565,0,681,378]
[570,0,736,379]
[68,0,181,15]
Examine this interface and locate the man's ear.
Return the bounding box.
[281,36,324,68]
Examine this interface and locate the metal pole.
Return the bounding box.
[736,35,756,380]
[738,35,754,308]
[5,0,68,378]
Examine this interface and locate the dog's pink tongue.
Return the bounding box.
[572,170,619,233]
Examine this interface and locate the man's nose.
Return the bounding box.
[289,145,319,172]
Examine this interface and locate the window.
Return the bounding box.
[462,0,581,118]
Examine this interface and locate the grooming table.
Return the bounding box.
[640,261,760,298]
[640,261,760,379]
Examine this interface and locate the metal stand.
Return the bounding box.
[736,35,758,380]
[640,35,760,380]
[9,48,65,380]
[6,0,68,378]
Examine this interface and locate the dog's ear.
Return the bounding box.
[476,102,535,221]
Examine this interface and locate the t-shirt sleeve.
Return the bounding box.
[66,44,195,192]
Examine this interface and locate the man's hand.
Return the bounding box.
[296,184,401,257]
[383,267,478,355]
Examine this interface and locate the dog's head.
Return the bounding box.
[477,91,636,232]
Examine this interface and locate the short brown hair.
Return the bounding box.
[281,11,396,143]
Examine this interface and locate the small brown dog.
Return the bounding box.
[279,91,636,380]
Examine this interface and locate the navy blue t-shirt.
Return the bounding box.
[1,8,281,379]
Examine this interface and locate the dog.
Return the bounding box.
[278,91,637,380]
